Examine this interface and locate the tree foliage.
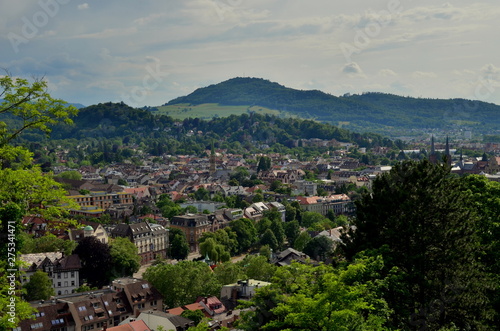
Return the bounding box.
[144,261,221,308]
[74,237,112,288]
[169,228,190,260]
[23,270,55,301]
[109,237,141,277]
[0,74,78,148]
[341,160,495,330]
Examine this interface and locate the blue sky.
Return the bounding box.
[1,0,500,107]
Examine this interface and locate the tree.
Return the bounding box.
[181,309,205,325]
[293,231,311,252]
[56,170,82,180]
[109,237,141,277]
[169,228,189,260]
[199,238,230,263]
[241,255,277,282]
[341,160,494,330]
[20,233,77,256]
[0,74,78,148]
[74,237,112,288]
[284,220,300,246]
[229,218,257,253]
[269,219,285,249]
[257,156,271,172]
[303,235,334,262]
[144,261,221,308]
[0,75,77,329]
[23,270,55,301]
[260,229,278,251]
[236,259,390,330]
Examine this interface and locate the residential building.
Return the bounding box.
[170,214,212,252]
[111,278,163,317]
[68,222,109,244]
[110,222,168,264]
[296,194,354,216]
[20,253,82,295]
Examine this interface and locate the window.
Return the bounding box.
[71,271,75,277]
[64,272,68,278]
[71,281,75,286]
[64,281,68,287]
[57,273,61,279]
[58,291,61,295]
[57,282,61,287]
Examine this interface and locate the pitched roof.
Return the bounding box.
[107,320,151,331]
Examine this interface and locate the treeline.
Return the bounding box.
[9,102,400,166]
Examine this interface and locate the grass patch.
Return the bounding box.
[155,103,297,120]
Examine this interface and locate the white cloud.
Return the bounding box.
[412,71,437,79]
[379,69,397,77]
[77,3,89,10]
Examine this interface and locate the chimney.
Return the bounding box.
[204,297,208,304]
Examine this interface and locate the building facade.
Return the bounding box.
[110,222,168,264]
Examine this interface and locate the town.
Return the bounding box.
[13,133,500,330]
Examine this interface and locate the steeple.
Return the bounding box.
[209,139,216,174]
[429,135,438,164]
[444,136,452,166]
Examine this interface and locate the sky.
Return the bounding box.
[1,0,500,108]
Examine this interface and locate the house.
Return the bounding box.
[110,222,168,264]
[107,319,151,331]
[295,194,354,216]
[196,296,227,316]
[15,301,76,331]
[170,214,212,252]
[220,279,271,310]
[20,253,82,295]
[69,222,109,244]
[124,311,194,331]
[271,248,310,266]
[111,278,163,317]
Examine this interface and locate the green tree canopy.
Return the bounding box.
[109,237,141,277]
[23,270,55,302]
[341,160,495,330]
[74,236,112,288]
[169,228,189,260]
[144,261,221,308]
[0,74,78,148]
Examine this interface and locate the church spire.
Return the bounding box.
[444,136,452,166]
[429,135,438,164]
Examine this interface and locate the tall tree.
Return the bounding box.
[144,261,221,308]
[23,270,55,301]
[109,237,141,277]
[169,228,189,260]
[74,237,112,288]
[341,160,494,330]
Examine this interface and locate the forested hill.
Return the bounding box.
[28,102,395,156]
[165,77,500,134]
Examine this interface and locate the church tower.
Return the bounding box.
[444,136,452,166]
[209,139,216,174]
[429,135,438,164]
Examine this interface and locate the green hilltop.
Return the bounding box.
[161,77,500,136]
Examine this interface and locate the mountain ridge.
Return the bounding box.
[163,77,500,135]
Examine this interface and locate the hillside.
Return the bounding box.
[163,77,500,135]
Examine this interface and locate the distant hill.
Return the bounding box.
[163,77,500,135]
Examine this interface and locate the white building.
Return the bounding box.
[20,252,82,296]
